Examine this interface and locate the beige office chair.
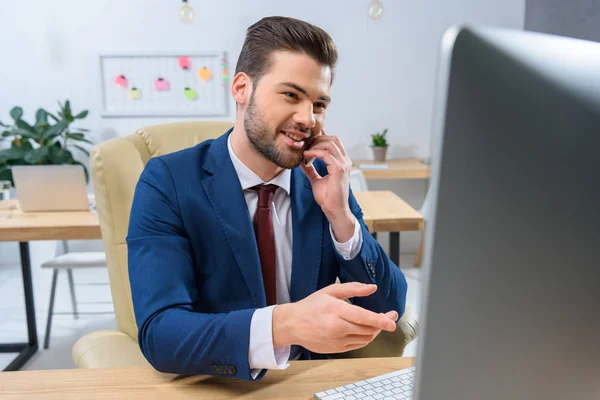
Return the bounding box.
[72,121,418,368]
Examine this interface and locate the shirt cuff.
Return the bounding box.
[249,305,291,380]
[330,215,363,260]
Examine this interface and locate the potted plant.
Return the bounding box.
[370,128,389,162]
[0,100,92,186]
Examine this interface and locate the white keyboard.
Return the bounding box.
[314,366,416,400]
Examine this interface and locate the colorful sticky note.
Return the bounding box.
[197,66,212,81]
[114,74,127,88]
[183,87,197,100]
[128,87,140,100]
[154,78,169,91]
[178,56,190,69]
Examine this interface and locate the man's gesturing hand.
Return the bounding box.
[272,282,398,354]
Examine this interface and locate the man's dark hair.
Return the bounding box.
[235,16,338,85]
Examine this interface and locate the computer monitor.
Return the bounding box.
[416,25,600,399]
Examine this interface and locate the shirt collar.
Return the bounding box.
[227,134,291,195]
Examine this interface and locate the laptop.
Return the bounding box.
[12,165,90,212]
[315,25,600,400]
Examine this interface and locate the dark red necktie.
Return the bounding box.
[251,184,278,306]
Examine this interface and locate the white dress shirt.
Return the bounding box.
[226,136,363,379]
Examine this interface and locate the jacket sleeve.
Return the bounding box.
[126,157,264,380]
[336,188,408,318]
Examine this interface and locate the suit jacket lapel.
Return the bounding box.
[289,168,323,303]
[201,130,266,308]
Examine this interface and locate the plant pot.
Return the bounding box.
[372,146,388,162]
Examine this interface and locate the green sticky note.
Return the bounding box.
[183,87,197,100]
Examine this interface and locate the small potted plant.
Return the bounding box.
[370,128,388,162]
[0,100,92,185]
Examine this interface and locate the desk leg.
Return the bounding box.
[1,242,38,371]
[390,232,400,267]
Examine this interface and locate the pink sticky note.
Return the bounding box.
[154,78,169,91]
[178,56,190,69]
[114,74,127,87]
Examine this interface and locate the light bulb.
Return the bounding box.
[179,0,194,24]
[368,0,384,20]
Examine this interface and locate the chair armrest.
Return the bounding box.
[72,330,151,369]
[335,306,419,359]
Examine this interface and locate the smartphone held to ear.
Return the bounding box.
[304,131,322,167]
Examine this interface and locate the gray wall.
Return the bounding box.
[525,0,600,42]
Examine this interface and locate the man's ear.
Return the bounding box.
[231,72,252,105]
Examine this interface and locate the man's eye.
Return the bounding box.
[315,102,326,109]
[284,92,298,99]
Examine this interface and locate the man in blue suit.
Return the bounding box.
[127,16,407,381]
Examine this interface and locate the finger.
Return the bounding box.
[343,332,381,346]
[301,161,322,183]
[302,150,344,173]
[336,317,381,336]
[310,131,348,157]
[338,301,397,332]
[306,140,344,162]
[321,282,377,300]
[384,310,399,322]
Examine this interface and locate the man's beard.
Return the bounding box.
[244,93,312,169]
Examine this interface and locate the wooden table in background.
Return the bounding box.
[0,357,415,400]
[354,191,423,266]
[0,200,101,371]
[353,159,431,180]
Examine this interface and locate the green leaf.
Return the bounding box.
[66,133,93,144]
[0,146,31,161]
[12,128,39,140]
[74,110,88,119]
[0,165,13,184]
[72,144,90,157]
[63,100,73,122]
[35,109,48,126]
[2,131,12,137]
[43,120,68,140]
[24,146,49,164]
[48,146,74,164]
[0,121,9,127]
[12,139,33,150]
[47,112,59,122]
[10,107,23,121]
[72,161,90,183]
[16,118,36,134]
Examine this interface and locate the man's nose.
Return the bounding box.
[294,105,316,130]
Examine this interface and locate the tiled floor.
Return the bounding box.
[0,252,422,371]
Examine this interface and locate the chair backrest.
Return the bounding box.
[349,169,369,192]
[89,121,233,339]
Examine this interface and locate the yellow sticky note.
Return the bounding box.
[129,87,140,100]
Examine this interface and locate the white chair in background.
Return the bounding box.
[349,169,369,193]
[41,239,108,349]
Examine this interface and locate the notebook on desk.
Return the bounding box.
[12,165,91,212]
[357,164,389,170]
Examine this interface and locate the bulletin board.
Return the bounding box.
[99,52,229,117]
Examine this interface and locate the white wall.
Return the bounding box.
[0,0,525,264]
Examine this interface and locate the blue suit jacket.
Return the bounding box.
[127,129,407,380]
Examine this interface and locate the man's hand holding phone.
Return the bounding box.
[301,130,355,242]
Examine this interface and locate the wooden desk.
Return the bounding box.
[353,159,430,180]
[0,200,101,371]
[0,357,415,399]
[354,191,423,266]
